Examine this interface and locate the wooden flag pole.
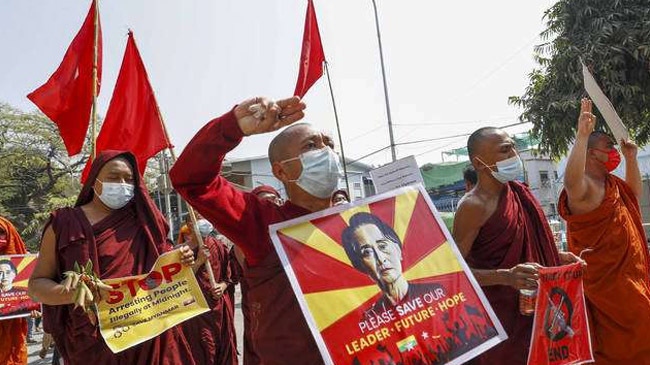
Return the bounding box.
[90,0,99,161]
[324,61,350,194]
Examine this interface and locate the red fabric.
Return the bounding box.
[27,0,102,156]
[559,175,650,364]
[466,181,561,365]
[0,217,28,365]
[42,151,194,365]
[231,247,262,365]
[170,111,324,364]
[293,0,325,98]
[81,32,171,183]
[181,236,237,365]
[251,185,279,198]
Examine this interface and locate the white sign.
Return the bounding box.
[369,155,424,194]
[582,61,629,143]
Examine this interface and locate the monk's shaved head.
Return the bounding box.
[588,131,615,149]
[268,123,313,163]
[467,127,500,158]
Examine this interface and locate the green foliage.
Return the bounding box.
[510,0,650,158]
[0,103,86,250]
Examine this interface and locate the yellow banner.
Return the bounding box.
[97,250,209,353]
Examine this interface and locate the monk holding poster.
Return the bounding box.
[453,127,581,365]
[28,151,197,365]
[559,98,650,364]
[0,217,28,365]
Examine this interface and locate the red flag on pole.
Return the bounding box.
[293,0,325,98]
[27,0,102,156]
[81,31,172,182]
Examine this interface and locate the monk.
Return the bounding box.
[0,217,28,365]
[231,185,282,365]
[453,127,581,364]
[171,96,341,364]
[180,218,237,364]
[559,98,650,364]
[28,151,197,365]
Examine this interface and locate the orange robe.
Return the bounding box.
[559,175,650,364]
[0,217,28,365]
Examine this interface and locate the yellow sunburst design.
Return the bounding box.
[305,285,380,331]
[339,205,371,224]
[393,189,419,243]
[280,222,353,267]
[404,242,462,281]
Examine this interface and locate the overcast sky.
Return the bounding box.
[0,0,556,167]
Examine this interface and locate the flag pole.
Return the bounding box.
[90,0,99,161]
[324,61,350,194]
[370,0,397,162]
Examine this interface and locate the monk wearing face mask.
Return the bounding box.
[28,151,197,365]
[452,127,581,365]
[171,96,341,364]
[558,98,650,364]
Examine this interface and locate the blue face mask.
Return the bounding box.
[477,156,523,184]
[282,147,343,199]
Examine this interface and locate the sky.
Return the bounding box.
[0,0,556,168]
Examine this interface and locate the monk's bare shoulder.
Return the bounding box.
[567,175,606,215]
[455,192,491,225]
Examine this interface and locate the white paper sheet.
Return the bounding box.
[582,61,629,143]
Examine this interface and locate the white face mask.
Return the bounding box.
[282,147,343,199]
[196,219,213,237]
[491,156,524,183]
[96,180,135,210]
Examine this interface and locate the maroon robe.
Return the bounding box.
[231,247,262,365]
[170,110,324,365]
[181,235,237,364]
[466,181,560,365]
[42,151,195,365]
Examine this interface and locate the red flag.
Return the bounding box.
[293,0,325,98]
[27,0,102,156]
[81,31,172,182]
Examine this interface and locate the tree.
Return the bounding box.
[0,103,87,250]
[510,0,650,158]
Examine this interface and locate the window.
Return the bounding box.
[353,182,362,200]
[540,170,549,185]
[553,171,558,180]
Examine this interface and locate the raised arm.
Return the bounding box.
[564,98,595,201]
[28,226,74,305]
[453,198,538,290]
[621,139,643,199]
[170,97,305,265]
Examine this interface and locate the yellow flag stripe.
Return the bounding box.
[404,242,463,281]
[393,190,419,243]
[16,257,35,273]
[304,285,380,331]
[13,279,29,288]
[279,222,352,266]
[339,205,371,224]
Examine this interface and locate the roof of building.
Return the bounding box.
[420,161,470,190]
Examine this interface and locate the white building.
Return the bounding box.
[222,155,375,201]
[520,149,562,218]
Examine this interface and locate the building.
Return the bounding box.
[222,155,375,201]
[520,149,561,219]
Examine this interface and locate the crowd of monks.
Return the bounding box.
[0,95,645,364]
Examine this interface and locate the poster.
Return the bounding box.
[527,263,594,365]
[582,61,629,143]
[96,250,209,353]
[370,156,425,194]
[270,185,506,365]
[0,254,41,320]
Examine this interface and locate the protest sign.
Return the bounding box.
[270,185,506,365]
[582,61,629,143]
[96,250,209,353]
[0,254,41,320]
[527,263,593,365]
[370,156,425,194]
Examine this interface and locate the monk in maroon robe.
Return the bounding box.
[171,96,343,365]
[180,222,237,364]
[28,151,196,365]
[453,127,581,365]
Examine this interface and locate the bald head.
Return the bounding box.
[588,131,615,150]
[268,123,313,163]
[467,127,501,158]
